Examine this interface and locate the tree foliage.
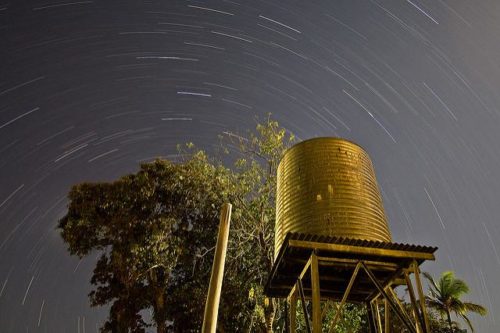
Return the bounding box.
[59,151,238,332]
[219,116,295,332]
[423,271,487,333]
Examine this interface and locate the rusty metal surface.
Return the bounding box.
[275,138,392,257]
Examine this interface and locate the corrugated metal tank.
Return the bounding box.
[275,137,392,258]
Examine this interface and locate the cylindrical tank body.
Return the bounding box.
[275,137,391,258]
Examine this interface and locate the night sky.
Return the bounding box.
[1,0,499,331]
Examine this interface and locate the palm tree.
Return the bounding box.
[423,271,487,332]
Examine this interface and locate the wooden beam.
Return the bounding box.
[317,256,399,270]
[288,240,436,261]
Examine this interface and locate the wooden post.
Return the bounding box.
[384,298,390,333]
[374,299,383,333]
[311,253,321,333]
[201,203,232,333]
[367,302,377,333]
[289,286,297,333]
[404,271,424,333]
[412,261,431,333]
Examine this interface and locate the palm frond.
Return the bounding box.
[448,278,469,297]
[423,271,439,294]
[459,313,475,332]
[462,302,487,316]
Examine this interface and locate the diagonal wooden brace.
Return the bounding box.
[404,270,424,333]
[361,262,418,333]
[327,262,362,333]
[297,278,312,333]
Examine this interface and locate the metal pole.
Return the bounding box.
[201,203,232,333]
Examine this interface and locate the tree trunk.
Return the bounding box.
[264,298,275,333]
[446,310,454,333]
[116,309,129,333]
[150,270,167,333]
[152,288,167,333]
[156,314,167,333]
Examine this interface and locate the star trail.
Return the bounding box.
[1,0,500,331]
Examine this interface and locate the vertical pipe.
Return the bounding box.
[311,253,321,332]
[201,203,232,333]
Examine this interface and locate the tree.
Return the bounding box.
[59,151,238,332]
[423,271,487,332]
[58,117,296,332]
[219,116,295,332]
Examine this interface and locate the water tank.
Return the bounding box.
[275,137,391,258]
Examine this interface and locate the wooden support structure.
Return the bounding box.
[362,262,418,333]
[265,233,437,333]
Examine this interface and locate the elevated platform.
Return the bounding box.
[265,232,437,303]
